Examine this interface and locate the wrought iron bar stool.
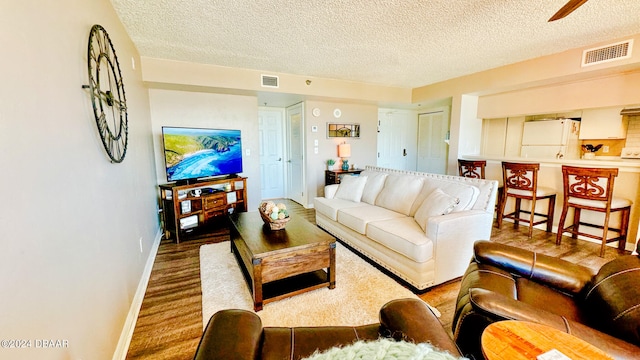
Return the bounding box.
[496,162,556,238]
[556,165,632,257]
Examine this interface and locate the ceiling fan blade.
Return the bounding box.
[548,0,589,21]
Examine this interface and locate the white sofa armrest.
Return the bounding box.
[324,184,340,199]
[426,210,494,284]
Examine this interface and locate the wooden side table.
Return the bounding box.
[325,169,363,185]
[481,320,613,360]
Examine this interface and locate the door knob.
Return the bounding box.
[277,157,282,161]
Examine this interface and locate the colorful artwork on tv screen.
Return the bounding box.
[162,127,243,182]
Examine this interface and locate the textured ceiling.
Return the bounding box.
[111,0,640,88]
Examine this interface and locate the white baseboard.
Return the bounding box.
[112,229,163,360]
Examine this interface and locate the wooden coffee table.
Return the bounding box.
[481,320,613,360]
[229,212,336,311]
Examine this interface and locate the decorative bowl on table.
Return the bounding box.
[259,201,290,230]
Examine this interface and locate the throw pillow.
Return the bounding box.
[302,338,467,360]
[334,175,368,203]
[410,180,479,216]
[414,188,460,232]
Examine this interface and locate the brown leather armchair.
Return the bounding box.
[453,240,640,360]
[194,298,461,360]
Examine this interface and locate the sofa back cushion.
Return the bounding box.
[582,255,640,346]
[359,170,388,205]
[334,175,368,203]
[362,166,498,214]
[375,174,425,216]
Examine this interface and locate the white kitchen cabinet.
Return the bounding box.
[579,107,627,139]
[505,116,525,156]
[481,117,524,157]
[481,118,507,156]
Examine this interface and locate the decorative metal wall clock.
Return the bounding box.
[84,24,128,163]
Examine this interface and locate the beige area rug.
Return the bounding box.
[200,241,439,329]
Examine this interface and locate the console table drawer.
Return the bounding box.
[204,194,226,210]
[205,208,226,220]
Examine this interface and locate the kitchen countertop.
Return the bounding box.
[462,155,640,171]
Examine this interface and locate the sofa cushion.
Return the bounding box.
[314,197,369,221]
[337,204,405,234]
[334,175,368,202]
[366,217,433,263]
[359,170,388,205]
[582,255,640,346]
[410,179,479,216]
[516,278,587,324]
[375,174,425,215]
[414,188,460,232]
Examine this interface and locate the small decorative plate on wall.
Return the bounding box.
[333,108,342,118]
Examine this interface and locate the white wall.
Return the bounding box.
[149,89,262,210]
[147,92,376,210]
[0,1,159,359]
[477,71,640,118]
[304,101,379,203]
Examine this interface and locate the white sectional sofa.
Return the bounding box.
[314,166,498,290]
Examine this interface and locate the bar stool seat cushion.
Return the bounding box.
[567,196,632,209]
[506,186,555,197]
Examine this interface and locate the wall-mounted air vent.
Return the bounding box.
[582,39,633,67]
[261,74,279,88]
[620,107,640,116]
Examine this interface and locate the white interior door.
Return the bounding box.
[417,111,449,174]
[258,108,285,199]
[377,109,418,170]
[286,103,305,205]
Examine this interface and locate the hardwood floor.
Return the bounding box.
[125,200,628,359]
[125,227,228,359]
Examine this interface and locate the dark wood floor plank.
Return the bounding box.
[126,199,628,359]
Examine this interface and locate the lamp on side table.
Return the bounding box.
[338,142,351,171]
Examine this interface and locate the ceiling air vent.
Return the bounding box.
[620,107,640,116]
[261,74,279,88]
[582,39,633,67]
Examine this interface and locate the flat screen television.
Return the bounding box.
[162,126,243,183]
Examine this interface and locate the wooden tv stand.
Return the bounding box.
[159,176,247,243]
